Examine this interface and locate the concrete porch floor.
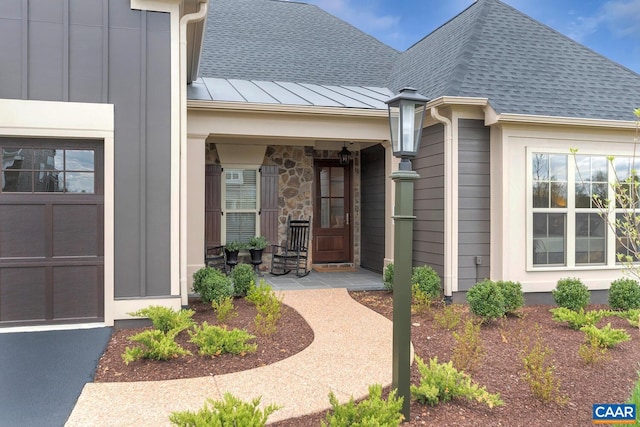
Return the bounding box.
[260,267,385,292]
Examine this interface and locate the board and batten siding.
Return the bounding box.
[458,119,490,292]
[412,124,445,279]
[360,144,385,272]
[0,0,172,298]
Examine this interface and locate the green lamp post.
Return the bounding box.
[385,87,429,420]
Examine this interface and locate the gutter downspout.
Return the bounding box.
[430,106,454,303]
[179,0,208,307]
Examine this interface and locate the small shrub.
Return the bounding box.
[451,319,484,373]
[580,323,631,348]
[520,326,567,404]
[550,307,613,330]
[127,305,195,333]
[411,284,433,315]
[411,265,441,300]
[383,263,394,291]
[122,329,191,364]
[231,263,255,297]
[434,304,462,330]
[466,279,505,320]
[552,277,590,311]
[578,335,610,365]
[496,281,524,314]
[322,384,404,427]
[609,278,640,311]
[246,280,275,306]
[169,394,280,427]
[411,356,503,408]
[188,322,257,356]
[254,292,283,337]
[613,308,640,327]
[211,296,238,323]
[192,266,233,304]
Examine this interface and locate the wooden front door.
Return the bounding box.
[313,161,351,263]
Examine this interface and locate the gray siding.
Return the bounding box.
[458,119,490,291]
[412,124,445,278]
[360,144,385,272]
[0,0,172,298]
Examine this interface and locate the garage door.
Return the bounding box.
[0,138,104,327]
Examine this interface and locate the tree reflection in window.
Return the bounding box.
[1,147,94,193]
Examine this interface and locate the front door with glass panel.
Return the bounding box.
[313,161,351,263]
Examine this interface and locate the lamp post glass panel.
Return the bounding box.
[385,87,429,419]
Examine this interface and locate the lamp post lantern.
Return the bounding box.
[385,87,429,420]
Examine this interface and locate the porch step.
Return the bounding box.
[312,263,357,273]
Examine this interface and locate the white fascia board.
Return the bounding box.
[187,100,389,118]
[130,0,183,12]
[486,112,637,129]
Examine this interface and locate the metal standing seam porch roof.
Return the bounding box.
[187,77,393,109]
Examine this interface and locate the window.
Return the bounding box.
[222,167,259,244]
[532,153,567,265]
[530,152,610,268]
[1,147,95,193]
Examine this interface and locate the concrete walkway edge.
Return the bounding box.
[65,288,394,426]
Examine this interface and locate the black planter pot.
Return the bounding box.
[225,249,239,269]
[249,248,264,273]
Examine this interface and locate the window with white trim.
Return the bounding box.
[222,167,260,244]
[531,152,609,267]
[613,157,640,262]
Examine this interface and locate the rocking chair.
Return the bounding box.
[204,245,227,274]
[270,216,311,277]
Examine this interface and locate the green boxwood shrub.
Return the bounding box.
[466,279,506,320]
[609,278,640,311]
[383,263,394,291]
[496,281,524,314]
[412,265,441,300]
[552,277,590,311]
[231,263,255,296]
[192,266,233,304]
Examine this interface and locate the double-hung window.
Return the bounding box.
[530,152,608,268]
[613,157,640,262]
[222,167,260,244]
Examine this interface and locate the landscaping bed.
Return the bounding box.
[94,297,314,382]
[277,291,640,427]
[94,290,640,426]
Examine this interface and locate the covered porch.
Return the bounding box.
[183,79,400,298]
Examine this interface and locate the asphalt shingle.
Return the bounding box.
[197,0,640,121]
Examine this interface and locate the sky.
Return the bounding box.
[299,0,640,75]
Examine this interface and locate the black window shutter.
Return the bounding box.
[260,165,279,252]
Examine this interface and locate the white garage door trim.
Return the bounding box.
[0,99,115,327]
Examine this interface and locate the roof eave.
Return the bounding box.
[187,99,389,118]
[486,111,638,129]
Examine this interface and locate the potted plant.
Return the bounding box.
[248,236,268,270]
[224,240,244,269]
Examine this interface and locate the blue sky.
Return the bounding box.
[300,0,640,74]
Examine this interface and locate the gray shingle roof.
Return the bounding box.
[199,0,398,87]
[196,0,640,121]
[391,0,640,121]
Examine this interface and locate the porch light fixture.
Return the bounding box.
[338,143,351,165]
[385,87,429,169]
[385,87,429,420]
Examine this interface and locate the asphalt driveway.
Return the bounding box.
[0,327,112,427]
